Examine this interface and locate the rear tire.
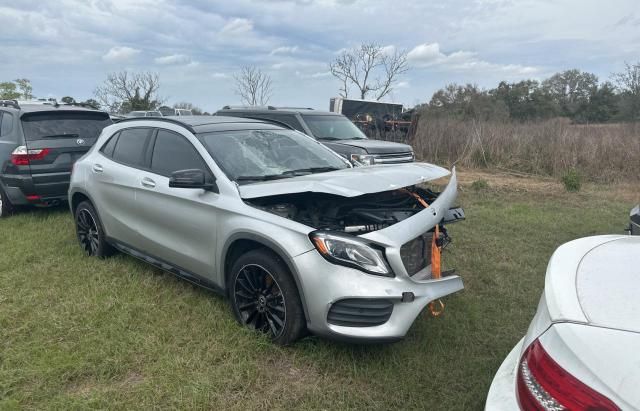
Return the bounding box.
[229,249,306,345]
[74,201,115,258]
[0,186,15,218]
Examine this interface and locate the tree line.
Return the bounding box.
[422,63,640,123]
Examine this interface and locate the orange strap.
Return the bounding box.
[431,224,441,279]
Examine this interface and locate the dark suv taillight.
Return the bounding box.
[10,146,50,166]
[516,339,619,410]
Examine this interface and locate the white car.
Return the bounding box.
[486,235,640,410]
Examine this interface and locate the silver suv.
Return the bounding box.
[69,116,464,344]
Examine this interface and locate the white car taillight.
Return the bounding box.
[516,339,619,410]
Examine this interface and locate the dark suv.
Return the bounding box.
[0,100,112,217]
[215,106,414,166]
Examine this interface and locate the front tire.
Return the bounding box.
[74,201,114,258]
[229,249,306,345]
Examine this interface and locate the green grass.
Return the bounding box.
[0,187,631,410]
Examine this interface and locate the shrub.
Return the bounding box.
[561,169,582,192]
[471,179,489,190]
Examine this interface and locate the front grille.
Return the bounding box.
[400,233,433,277]
[373,151,414,164]
[327,298,394,327]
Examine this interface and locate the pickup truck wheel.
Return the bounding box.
[74,201,114,258]
[0,186,15,218]
[230,249,305,345]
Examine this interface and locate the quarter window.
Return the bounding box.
[100,132,120,157]
[0,112,13,137]
[151,130,208,176]
[112,128,152,168]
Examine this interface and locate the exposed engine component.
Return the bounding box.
[247,186,441,234]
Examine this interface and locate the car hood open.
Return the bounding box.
[237,163,451,199]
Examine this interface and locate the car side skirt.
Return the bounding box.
[107,237,225,296]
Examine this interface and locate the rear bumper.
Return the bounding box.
[485,338,523,410]
[1,173,70,205]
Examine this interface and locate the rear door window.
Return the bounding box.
[20,111,111,141]
[112,128,153,168]
[150,129,208,176]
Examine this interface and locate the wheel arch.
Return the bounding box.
[221,233,310,322]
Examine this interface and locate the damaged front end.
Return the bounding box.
[241,164,464,340]
[244,165,464,281]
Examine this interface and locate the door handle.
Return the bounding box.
[141,177,156,188]
[92,164,103,173]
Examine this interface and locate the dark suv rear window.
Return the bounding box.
[21,111,111,141]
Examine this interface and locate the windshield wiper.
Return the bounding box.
[318,136,366,141]
[235,174,291,182]
[281,167,342,176]
[38,133,80,139]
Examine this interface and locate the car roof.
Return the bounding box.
[0,101,106,115]
[217,106,342,117]
[116,115,287,134]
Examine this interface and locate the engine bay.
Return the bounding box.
[246,186,442,234]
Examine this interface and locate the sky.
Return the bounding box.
[0,0,638,112]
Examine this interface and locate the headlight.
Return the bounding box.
[309,231,392,276]
[350,153,375,166]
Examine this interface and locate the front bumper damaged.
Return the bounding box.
[294,168,464,342]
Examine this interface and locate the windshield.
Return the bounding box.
[21,111,112,141]
[198,129,349,184]
[302,115,367,140]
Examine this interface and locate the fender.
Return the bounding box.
[220,232,312,322]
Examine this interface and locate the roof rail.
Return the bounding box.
[276,107,314,110]
[18,99,59,107]
[221,105,277,110]
[227,116,295,131]
[116,117,196,133]
[0,100,20,109]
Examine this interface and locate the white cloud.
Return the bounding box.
[154,54,191,65]
[220,18,253,35]
[102,46,140,62]
[270,46,299,55]
[211,72,229,79]
[408,42,539,76]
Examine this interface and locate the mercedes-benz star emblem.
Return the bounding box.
[76,138,85,145]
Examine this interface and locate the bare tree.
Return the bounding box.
[234,66,273,106]
[94,71,162,113]
[330,43,408,101]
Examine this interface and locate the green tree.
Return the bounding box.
[612,61,640,121]
[542,69,598,118]
[61,96,76,104]
[0,82,20,99]
[576,82,619,123]
[14,78,33,100]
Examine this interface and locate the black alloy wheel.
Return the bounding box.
[234,264,287,338]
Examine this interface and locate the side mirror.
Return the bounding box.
[169,169,217,192]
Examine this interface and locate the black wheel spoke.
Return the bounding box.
[238,301,257,311]
[234,264,287,339]
[76,209,100,256]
